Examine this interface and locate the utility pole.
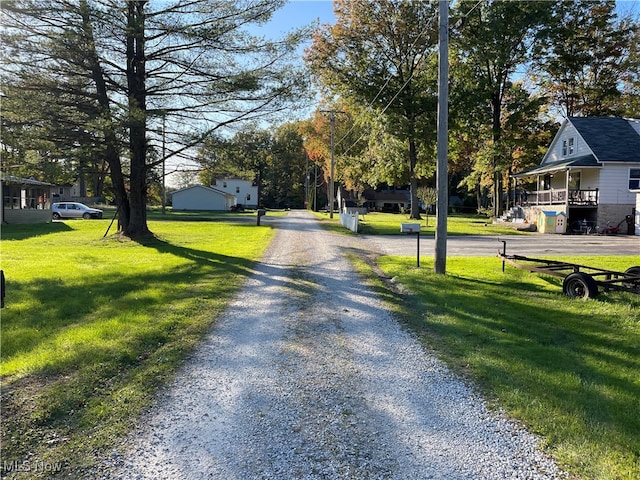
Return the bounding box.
[162,113,166,215]
[435,0,449,274]
[321,110,346,219]
[305,151,309,210]
[314,163,318,212]
[329,112,335,218]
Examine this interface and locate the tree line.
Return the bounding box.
[1,1,638,235]
[1,0,308,235]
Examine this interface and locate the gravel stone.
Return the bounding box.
[102,211,567,480]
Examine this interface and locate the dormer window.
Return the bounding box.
[562,137,575,156]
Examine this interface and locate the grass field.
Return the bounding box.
[0,217,274,477]
[312,210,531,235]
[361,255,640,480]
[1,212,639,479]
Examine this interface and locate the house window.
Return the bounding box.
[236,186,240,193]
[223,182,227,188]
[562,137,575,156]
[629,168,640,190]
[246,194,251,201]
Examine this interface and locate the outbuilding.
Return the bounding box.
[171,185,235,211]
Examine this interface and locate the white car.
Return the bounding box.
[52,202,103,220]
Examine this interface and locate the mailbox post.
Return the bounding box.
[400,223,421,267]
[256,209,266,226]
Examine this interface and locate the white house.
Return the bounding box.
[213,178,258,209]
[513,117,640,234]
[171,185,235,211]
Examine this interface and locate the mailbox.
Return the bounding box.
[400,224,421,267]
[256,209,266,226]
[400,223,421,233]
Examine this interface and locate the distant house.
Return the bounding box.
[362,188,410,213]
[512,117,640,233]
[171,185,236,211]
[1,174,53,224]
[51,180,99,206]
[213,178,258,209]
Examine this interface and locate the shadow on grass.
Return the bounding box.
[381,263,640,478]
[2,235,261,377]
[0,231,273,467]
[1,221,74,241]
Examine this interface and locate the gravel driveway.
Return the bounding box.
[105,211,566,479]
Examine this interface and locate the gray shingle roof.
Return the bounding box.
[513,154,601,178]
[569,117,640,162]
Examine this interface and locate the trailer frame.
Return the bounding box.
[498,241,640,299]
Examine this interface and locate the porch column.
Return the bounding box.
[565,168,570,210]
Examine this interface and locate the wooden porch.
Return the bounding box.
[524,188,598,207]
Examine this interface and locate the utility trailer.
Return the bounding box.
[498,241,640,299]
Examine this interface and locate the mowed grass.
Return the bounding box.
[2,213,638,479]
[313,211,529,235]
[0,218,274,477]
[369,255,640,480]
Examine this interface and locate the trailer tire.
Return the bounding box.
[563,272,599,299]
[623,266,640,290]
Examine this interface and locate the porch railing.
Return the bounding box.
[525,188,598,206]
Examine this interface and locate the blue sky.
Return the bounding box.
[265,0,335,37]
[258,0,335,38]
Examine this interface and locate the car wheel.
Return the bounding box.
[83,212,91,219]
[52,212,61,220]
[563,272,598,299]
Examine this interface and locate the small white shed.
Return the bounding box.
[172,185,235,211]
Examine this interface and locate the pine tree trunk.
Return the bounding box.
[124,1,151,237]
[80,0,130,233]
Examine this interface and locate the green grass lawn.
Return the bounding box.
[2,214,639,479]
[366,254,640,480]
[313,210,530,235]
[0,218,274,477]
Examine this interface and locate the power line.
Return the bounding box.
[334,8,440,155]
[333,0,484,158]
